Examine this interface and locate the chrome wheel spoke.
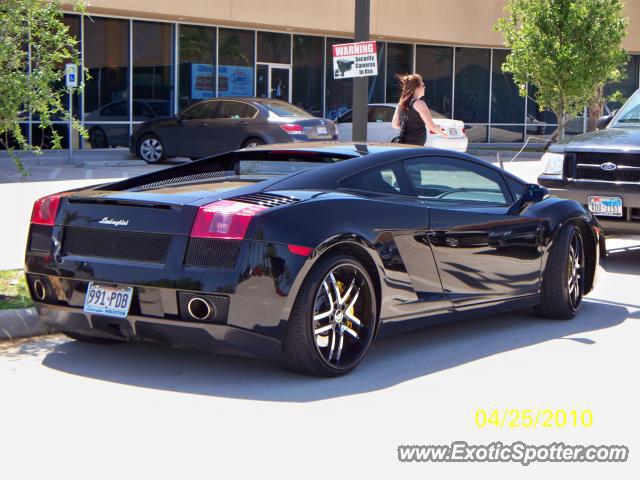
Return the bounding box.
[314,324,333,335]
[342,324,359,339]
[345,310,362,327]
[335,329,344,362]
[328,327,336,360]
[313,309,333,322]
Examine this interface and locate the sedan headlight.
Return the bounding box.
[541,152,565,175]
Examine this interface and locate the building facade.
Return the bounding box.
[14,0,640,149]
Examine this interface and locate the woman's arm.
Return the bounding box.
[391,104,401,129]
[413,100,447,136]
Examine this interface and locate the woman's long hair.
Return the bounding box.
[397,73,424,111]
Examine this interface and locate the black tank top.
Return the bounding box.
[401,98,426,146]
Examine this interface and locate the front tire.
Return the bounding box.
[536,223,585,319]
[137,134,166,163]
[282,254,377,377]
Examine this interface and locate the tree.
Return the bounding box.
[495,0,628,140]
[0,0,86,175]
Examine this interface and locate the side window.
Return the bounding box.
[133,101,154,119]
[336,111,352,123]
[340,162,407,195]
[182,101,216,120]
[368,106,394,123]
[404,157,509,204]
[505,176,525,201]
[218,101,258,119]
[102,101,127,118]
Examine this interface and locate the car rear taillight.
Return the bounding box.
[30,194,63,225]
[280,123,305,135]
[190,200,268,240]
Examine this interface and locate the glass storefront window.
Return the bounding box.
[133,21,174,120]
[218,28,255,97]
[386,43,412,102]
[490,125,524,143]
[604,54,639,111]
[178,25,216,111]
[368,41,386,104]
[416,45,453,117]
[258,32,291,64]
[527,84,558,124]
[292,35,323,117]
[454,47,490,123]
[84,17,129,121]
[326,38,353,120]
[491,49,524,124]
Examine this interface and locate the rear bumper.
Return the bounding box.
[37,303,282,359]
[427,135,468,152]
[538,174,640,234]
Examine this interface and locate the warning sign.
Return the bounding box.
[332,41,378,79]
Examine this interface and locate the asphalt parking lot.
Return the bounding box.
[1,156,639,478]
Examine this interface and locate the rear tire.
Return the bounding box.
[63,332,123,345]
[536,223,585,320]
[88,127,108,149]
[281,254,377,377]
[242,137,265,148]
[137,134,166,163]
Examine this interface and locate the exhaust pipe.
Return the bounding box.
[33,278,47,301]
[187,297,213,321]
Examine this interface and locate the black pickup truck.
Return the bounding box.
[538,89,640,234]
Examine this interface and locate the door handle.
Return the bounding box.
[235,121,249,125]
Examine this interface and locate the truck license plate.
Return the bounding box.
[588,196,623,217]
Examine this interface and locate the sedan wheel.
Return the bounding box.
[282,255,377,376]
[138,135,165,163]
[536,224,585,319]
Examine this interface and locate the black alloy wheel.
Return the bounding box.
[536,224,585,319]
[282,255,377,376]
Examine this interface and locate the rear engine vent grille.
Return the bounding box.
[184,238,241,269]
[62,227,172,263]
[131,171,236,192]
[230,193,300,207]
[29,224,53,252]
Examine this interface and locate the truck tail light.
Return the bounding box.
[30,194,63,225]
[280,123,305,135]
[190,200,268,240]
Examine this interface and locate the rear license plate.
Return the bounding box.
[588,196,623,217]
[316,126,328,135]
[448,128,458,136]
[83,282,133,318]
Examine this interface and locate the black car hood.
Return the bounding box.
[550,127,640,153]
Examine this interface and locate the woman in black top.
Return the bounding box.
[391,74,447,145]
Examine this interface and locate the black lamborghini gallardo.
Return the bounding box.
[25,143,605,376]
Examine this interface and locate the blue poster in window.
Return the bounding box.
[191,63,214,100]
[218,65,254,97]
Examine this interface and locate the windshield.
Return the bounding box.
[256,99,313,118]
[612,89,640,127]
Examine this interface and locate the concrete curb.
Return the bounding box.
[0,307,59,340]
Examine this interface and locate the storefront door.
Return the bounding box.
[256,63,291,102]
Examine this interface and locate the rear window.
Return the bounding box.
[256,100,313,118]
[235,152,352,175]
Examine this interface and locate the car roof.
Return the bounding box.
[239,141,418,156]
[245,142,525,191]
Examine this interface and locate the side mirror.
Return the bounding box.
[508,184,549,215]
[523,183,548,203]
[596,114,613,130]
